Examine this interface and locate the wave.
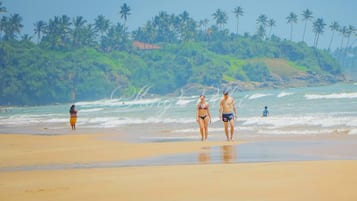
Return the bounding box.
[75,98,164,108]
[123,98,162,106]
[76,99,121,107]
[240,115,357,129]
[176,99,196,106]
[305,92,357,100]
[277,92,294,98]
[80,108,104,113]
[256,129,334,135]
[97,117,196,128]
[248,93,272,100]
[349,129,357,135]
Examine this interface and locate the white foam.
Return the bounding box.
[241,115,357,129]
[277,92,294,98]
[124,98,162,105]
[348,129,357,135]
[257,129,333,135]
[76,98,162,107]
[76,99,120,107]
[248,93,272,100]
[176,99,195,106]
[96,117,196,128]
[305,92,357,100]
[43,118,68,123]
[171,128,197,133]
[172,127,224,133]
[80,108,104,113]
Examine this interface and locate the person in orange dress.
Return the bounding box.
[69,104,78,130]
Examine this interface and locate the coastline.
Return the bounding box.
[0,131,357,200]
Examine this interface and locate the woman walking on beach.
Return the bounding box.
[69,105,78,130]
[196,95,211,141]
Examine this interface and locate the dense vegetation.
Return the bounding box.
[334,47,357,81]
[0,2,354,105]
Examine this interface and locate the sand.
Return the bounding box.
[0,133,356,201]
[0,133,242,167]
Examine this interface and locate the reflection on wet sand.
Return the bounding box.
[221,145,236,163]
[198,147,210,164]
[198,145,237,164]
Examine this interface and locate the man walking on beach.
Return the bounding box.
[219,91,238,141]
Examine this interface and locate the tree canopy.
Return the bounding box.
[0,1,352,105]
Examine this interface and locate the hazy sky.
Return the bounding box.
[2,0,356,50]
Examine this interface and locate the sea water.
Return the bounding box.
[0,83,356,138]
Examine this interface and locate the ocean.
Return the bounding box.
[0,83,356,140]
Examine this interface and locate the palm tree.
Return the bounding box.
[286,12,298,41]
[21,34,32,41]
[179,11,196,41]
[0,0,7,39]
[328,21,339,50]
[102,22,128,51]
[203,18,209,30]
[301,9,313,42]
[59,15,72,44]
[197,18,209,41]
[81,24,96,47]
[344,25,356,49]
[256,14,268,27]
[34,20,47,43]
[179,11,189,24]
[120,3,131,28]
[267,18,276,38]
[153,11,171,42]
[2,14,23,40]
[43,15,71,49]
[0,1,6,14]
[212,9,228,30]
[43,16,60,49]
[94,15,110,39]
[312,18,326,47]
[233,6,244,35]
[198,19,205,31]
[256,14,268,39]
[339,26,348,49]
[256,25,266,39]
[72,16,87,47]
[0,16,7,39]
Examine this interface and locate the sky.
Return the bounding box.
[2,0,356,50]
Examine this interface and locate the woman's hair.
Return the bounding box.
[200,95,205,98]
[70,105,75,113]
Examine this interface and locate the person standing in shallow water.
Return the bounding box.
[219,91,238,141]
[196,95,211,141]
[262,106,269,117]
[69,105,78,130]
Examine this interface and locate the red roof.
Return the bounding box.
[133,41,161,50]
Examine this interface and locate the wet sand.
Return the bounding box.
[0,132,357,201]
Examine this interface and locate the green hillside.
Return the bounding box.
[0,3,345,105]
[0,38,343,105]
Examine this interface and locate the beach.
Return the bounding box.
[0,131,357,201]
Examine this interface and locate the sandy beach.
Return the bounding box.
[0,132,357,201]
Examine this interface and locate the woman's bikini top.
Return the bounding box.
[198,103,208,110]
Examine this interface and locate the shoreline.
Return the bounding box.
[0,131,356,201]
[0,130,356,168]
